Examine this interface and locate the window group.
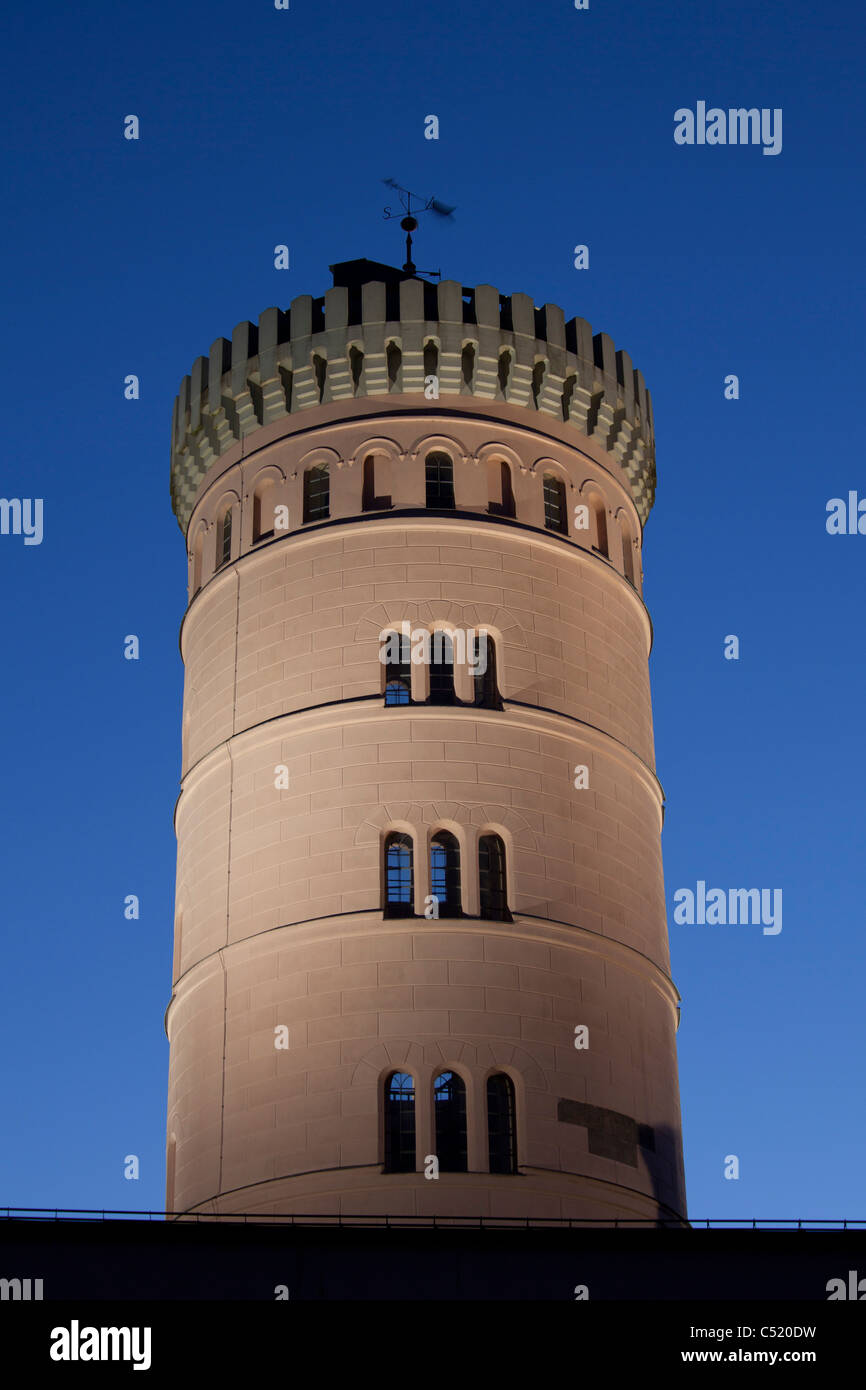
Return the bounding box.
[192,447,639,596]
[384,830,511,922]
[384,1069,518,1175]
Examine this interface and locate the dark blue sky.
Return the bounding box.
[1,0,863,1221]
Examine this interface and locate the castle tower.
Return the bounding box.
[165,258,687,1224]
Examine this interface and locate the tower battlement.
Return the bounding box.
[170,261,656,532]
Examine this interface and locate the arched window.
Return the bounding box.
[384,1071,416,1173]
[362,455,391,512]
[426,452,455,509]
[383,630,411,706]
[473,633,502,711]
[543,473,568,534]
[488,460,515,519]
[487,1074,517,1174]
[592,497,608,557]
[434,1071,468,1172]
[217,507,233,568]
[428,630,456,705]
[253,480,276,542]
[303,463,329,522]
[383,832,414,917]
[191,530,204,597]
[499,461,516,518]
[479,834,511,922]
[621,518,636,586]
[430,831,461,916]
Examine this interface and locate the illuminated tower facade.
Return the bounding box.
[165,258,687,1223]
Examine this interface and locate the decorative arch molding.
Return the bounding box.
[478,1044,548,1093]
[347,435,405,468]
[366,1042,428,1088]
[469,809,534,916]
[295,444,343,473]
[352,599,528,652]
[613,502,641,533]
[458,606,526,650]
[578,475,612,505]
[380,817,417,841]
[473,440,527,475]
[246,461,286,495]
[470,806,538,854]
[529,455,573,487]
[352,600,465,650]
[405,431,469,464]
[352,803,428,849]
[213,486,242,513]
[350,1039,548,1093]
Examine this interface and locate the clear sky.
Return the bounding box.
[1,0,863,1223]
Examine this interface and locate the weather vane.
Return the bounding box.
[382,179,456,276]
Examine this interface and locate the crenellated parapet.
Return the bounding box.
[170,260,656,533]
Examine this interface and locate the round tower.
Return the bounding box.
[165,258,687,1224]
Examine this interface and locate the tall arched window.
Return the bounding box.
[428,630,456,705]
[488,460,515,518]
[434,1071,468,1172]
[499,461,516,518]
[384,1071,416,1173]
[383,630,411,705]
[362,455,391,511]
[592,497,608,557]
[620,518,636,587]
[430,831,461,916]
[487,1074,517,1174]
[303,463,329,522]
[191,530,204,597]
[426,452,455,509]
[479,834,511,922]
[253,480,276,542]
[543,473,568,534]
[473,633,502,711]
[218,507,233,568]
[383,832,414,917]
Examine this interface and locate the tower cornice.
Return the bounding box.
[170,265,656,533]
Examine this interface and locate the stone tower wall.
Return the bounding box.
[165,270,686,1224]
